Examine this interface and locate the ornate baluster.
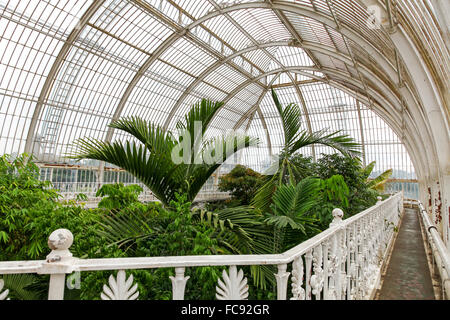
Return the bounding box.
[310,245,324,300]
[216,266,248,300]
[328,209,344,300]
[101,270,139,300]
[361,217,370,298]
[275,264,290,300]
[349,223,358,300]
[328,234,339,300]
[345,226,352,300]
[305,250,313,300]
[355,220,365,299]
[339,227,348,300]
[0,279,9,300]
[170,267,190,300]
[291,257,305,300]
[322,241,329,300]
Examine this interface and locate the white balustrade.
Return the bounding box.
[52,181,230,207]
[0,193,404,300]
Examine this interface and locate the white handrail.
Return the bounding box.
[417,201,450,299]
[0,193,404,301]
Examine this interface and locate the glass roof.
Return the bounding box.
[1,0,434,181]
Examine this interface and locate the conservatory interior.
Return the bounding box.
[0,0,448,302]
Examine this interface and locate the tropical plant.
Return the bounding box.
[265,178,322,253]
[218,165,263,205]
[96,183,143,210]
[252,89,361,212]
[0,274,41,300]
[69,99,257,207]
[314,175,350,229]
[363,161,393,192]
[96,193,270,257]
[313,154,379,215]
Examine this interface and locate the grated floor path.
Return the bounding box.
[378,208,435,300]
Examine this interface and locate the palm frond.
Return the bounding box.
[271,178,321,219]
[251,175,278,213]
[187,134,258,202]
[1,274,41,300]
[96,205,161,251]
[363,161,376,179]
[367,169,393,191]
[290,129,361,157]
[176,99,224,164]
[272,89,302,147]
[68,138,180,206]
[109,116,176,154]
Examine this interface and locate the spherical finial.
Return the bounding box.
[48,229,73,251]
[377,196,383,203]
[332,208,344,220]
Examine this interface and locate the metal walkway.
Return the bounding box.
[378,208,435,300]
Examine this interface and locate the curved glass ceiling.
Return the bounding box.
[0,0,419,180]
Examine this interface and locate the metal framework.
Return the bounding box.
[0,0,448,240]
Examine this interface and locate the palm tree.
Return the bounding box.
[252,89,361,212]
[265,178,322,253]
[68,99,257,207]
[363,161,393,192]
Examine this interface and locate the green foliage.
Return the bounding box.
[92,190,272,294]
[78,194,223,300]
[363,161,393,192]
[314,154,379,216]
[218,165,263,205]
[266,178,322,253]
[252,89,361,212]
[0,154,107,299]
[69,99,258,207]
[315,175,350,229]
[0,153,98,260]
[1,274,41,300]
[321,175,350,208]
[96,183,143,210]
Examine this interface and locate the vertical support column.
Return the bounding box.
[322,242,329,300]
[40,229,76,301]
[48,274,66,300]
[170,267,190,300]
[97,161,105,191]
[329,209,344,300]
[275,264,290,300]
[305,251,313,300]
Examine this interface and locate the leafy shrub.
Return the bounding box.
[314,154,379,215]
[219,165,263,205]
[96,183,143,210]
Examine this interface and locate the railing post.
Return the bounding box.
[38,229,77,300]
[330,208,344,228]
[170,267,190,300]
[48,274,66,300]
[275,264,290,300]
[328,209,344,300]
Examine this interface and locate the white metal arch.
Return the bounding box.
[105,0,401,145]
[24,0,107,154]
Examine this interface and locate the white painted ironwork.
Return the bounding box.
[417,201,450,300]
[0,279,9,300]
[170,267,190,301]
[0,193,404,300]
[101,270,139,300]
[216,266,249,300]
